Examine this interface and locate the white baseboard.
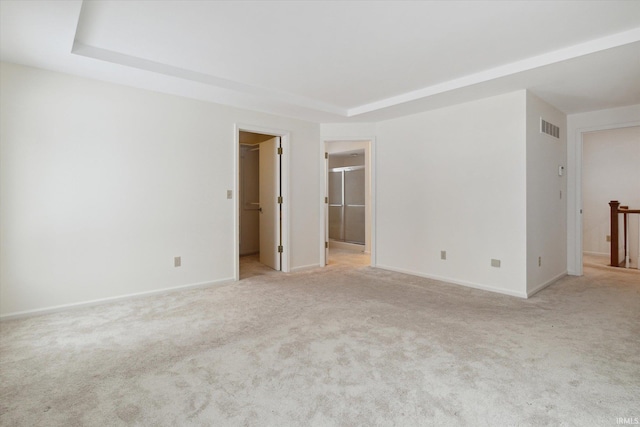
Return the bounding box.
[527,271,567,298]
[583,251,609,257]
[0,277,234,321]
[290,263,321,272]
[374,264,528,299]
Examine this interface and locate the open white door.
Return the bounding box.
[626,214,639,269]
[324,150,329,265]
[259,137,281,270]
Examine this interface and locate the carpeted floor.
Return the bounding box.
[1,250,638,426]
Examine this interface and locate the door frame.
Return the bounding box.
[321,138,376,267]
[571,120,640,276]
[235,124,291,280]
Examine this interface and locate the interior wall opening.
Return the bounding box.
[324,141,372,268]
[328,150,366,247]
[581,125,640,272]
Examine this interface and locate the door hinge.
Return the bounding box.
[277,147,283,155]
[324,197,328,204]
[278,245,283,253]
[325,242,328,249]
[277,196,283,204]
[325,152,328,159]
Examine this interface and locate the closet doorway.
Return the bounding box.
[237,129,287,279]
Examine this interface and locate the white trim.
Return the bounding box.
[371,137,376,267]
[71,42,346,117]
[569,118,640,276]
[349,28,640,117]
[582,251,609,257]
[570,125,584,276]
[289,263,322,272]
[72,27,640,119]
[0,278,234,321]
[235,124,291,280]
[527,272,567,298]
[375,264,528,299]
[319,142,329,266]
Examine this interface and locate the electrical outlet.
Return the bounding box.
[441,250,446,260]
[538,256,542,267]
[491,259,501,268]
[227,190,233,199]
[174,256,181,267]
[606,235,611,242]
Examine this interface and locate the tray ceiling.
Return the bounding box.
[2,1,639,122]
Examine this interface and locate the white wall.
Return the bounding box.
[526,93,567,295]
[328,151,365,169]
[566,104,640,275]
[239,145,260,255]
[582,127,640,263]
[9,60,629,316]
[0,62,320,317]
[375,91,528,297]
[321,123,377,141]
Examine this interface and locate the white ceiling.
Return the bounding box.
[1,0,639,122]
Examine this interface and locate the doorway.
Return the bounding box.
[323,140,374,267]
[581,126,640,271]
[236,126,290,280]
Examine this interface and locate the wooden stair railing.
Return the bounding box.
[609,200,640,268]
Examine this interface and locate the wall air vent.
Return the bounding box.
[540,118,560,139]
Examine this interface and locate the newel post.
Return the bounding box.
[609,200,620,267]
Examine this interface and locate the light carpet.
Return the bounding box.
[1,250,638,426]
